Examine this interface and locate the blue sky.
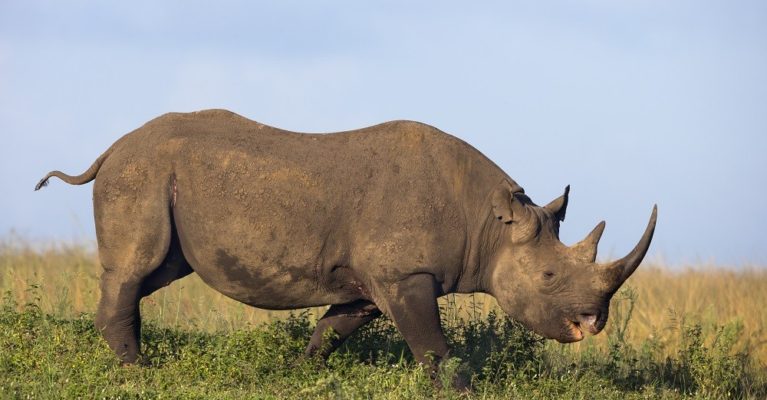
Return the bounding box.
[1,1,765,267]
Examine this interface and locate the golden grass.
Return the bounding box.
[2,239,766,363]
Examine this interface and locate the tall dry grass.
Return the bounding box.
[2,238,765,363]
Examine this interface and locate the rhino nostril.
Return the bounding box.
[577,314,598,330]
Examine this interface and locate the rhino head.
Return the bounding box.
[487,182,657,342]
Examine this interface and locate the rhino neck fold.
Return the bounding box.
[475,209,508,293]
[454,187,510,294]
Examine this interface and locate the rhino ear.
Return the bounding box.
[544,185,570,222]
[492,181,526,223]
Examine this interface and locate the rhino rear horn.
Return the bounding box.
[572,220,606,262]
[604,205,658,288]
[544,185,570,222]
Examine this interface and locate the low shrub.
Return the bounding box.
[1,288,765,399]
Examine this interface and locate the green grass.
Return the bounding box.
[1,286,765,399]
[4,240,767,364]
[2,241,766,398]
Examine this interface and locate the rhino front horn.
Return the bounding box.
[604,205,658,288]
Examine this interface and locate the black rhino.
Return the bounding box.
[36,109,656,383]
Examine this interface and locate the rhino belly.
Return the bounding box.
[182,247,359,309]
[173,209,360,309]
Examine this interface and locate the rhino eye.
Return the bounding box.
[543,271,555,279]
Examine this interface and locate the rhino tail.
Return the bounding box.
[34,147,114,191]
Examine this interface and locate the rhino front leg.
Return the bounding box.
[376,274,448,364]
[305,300,382,359]
[374,273,468,389]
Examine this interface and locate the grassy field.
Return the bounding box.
[2,239,766,398]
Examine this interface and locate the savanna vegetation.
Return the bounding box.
[2,238,766,399]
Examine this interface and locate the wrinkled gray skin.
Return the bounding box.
[36,109,656,387]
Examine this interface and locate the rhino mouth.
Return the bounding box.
[565,320,585,342]
[563,314,600,343]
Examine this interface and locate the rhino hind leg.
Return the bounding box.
[93,181,173,364]
[95,226,191,364]
[95,272,145,364]
[305,300,382,359]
